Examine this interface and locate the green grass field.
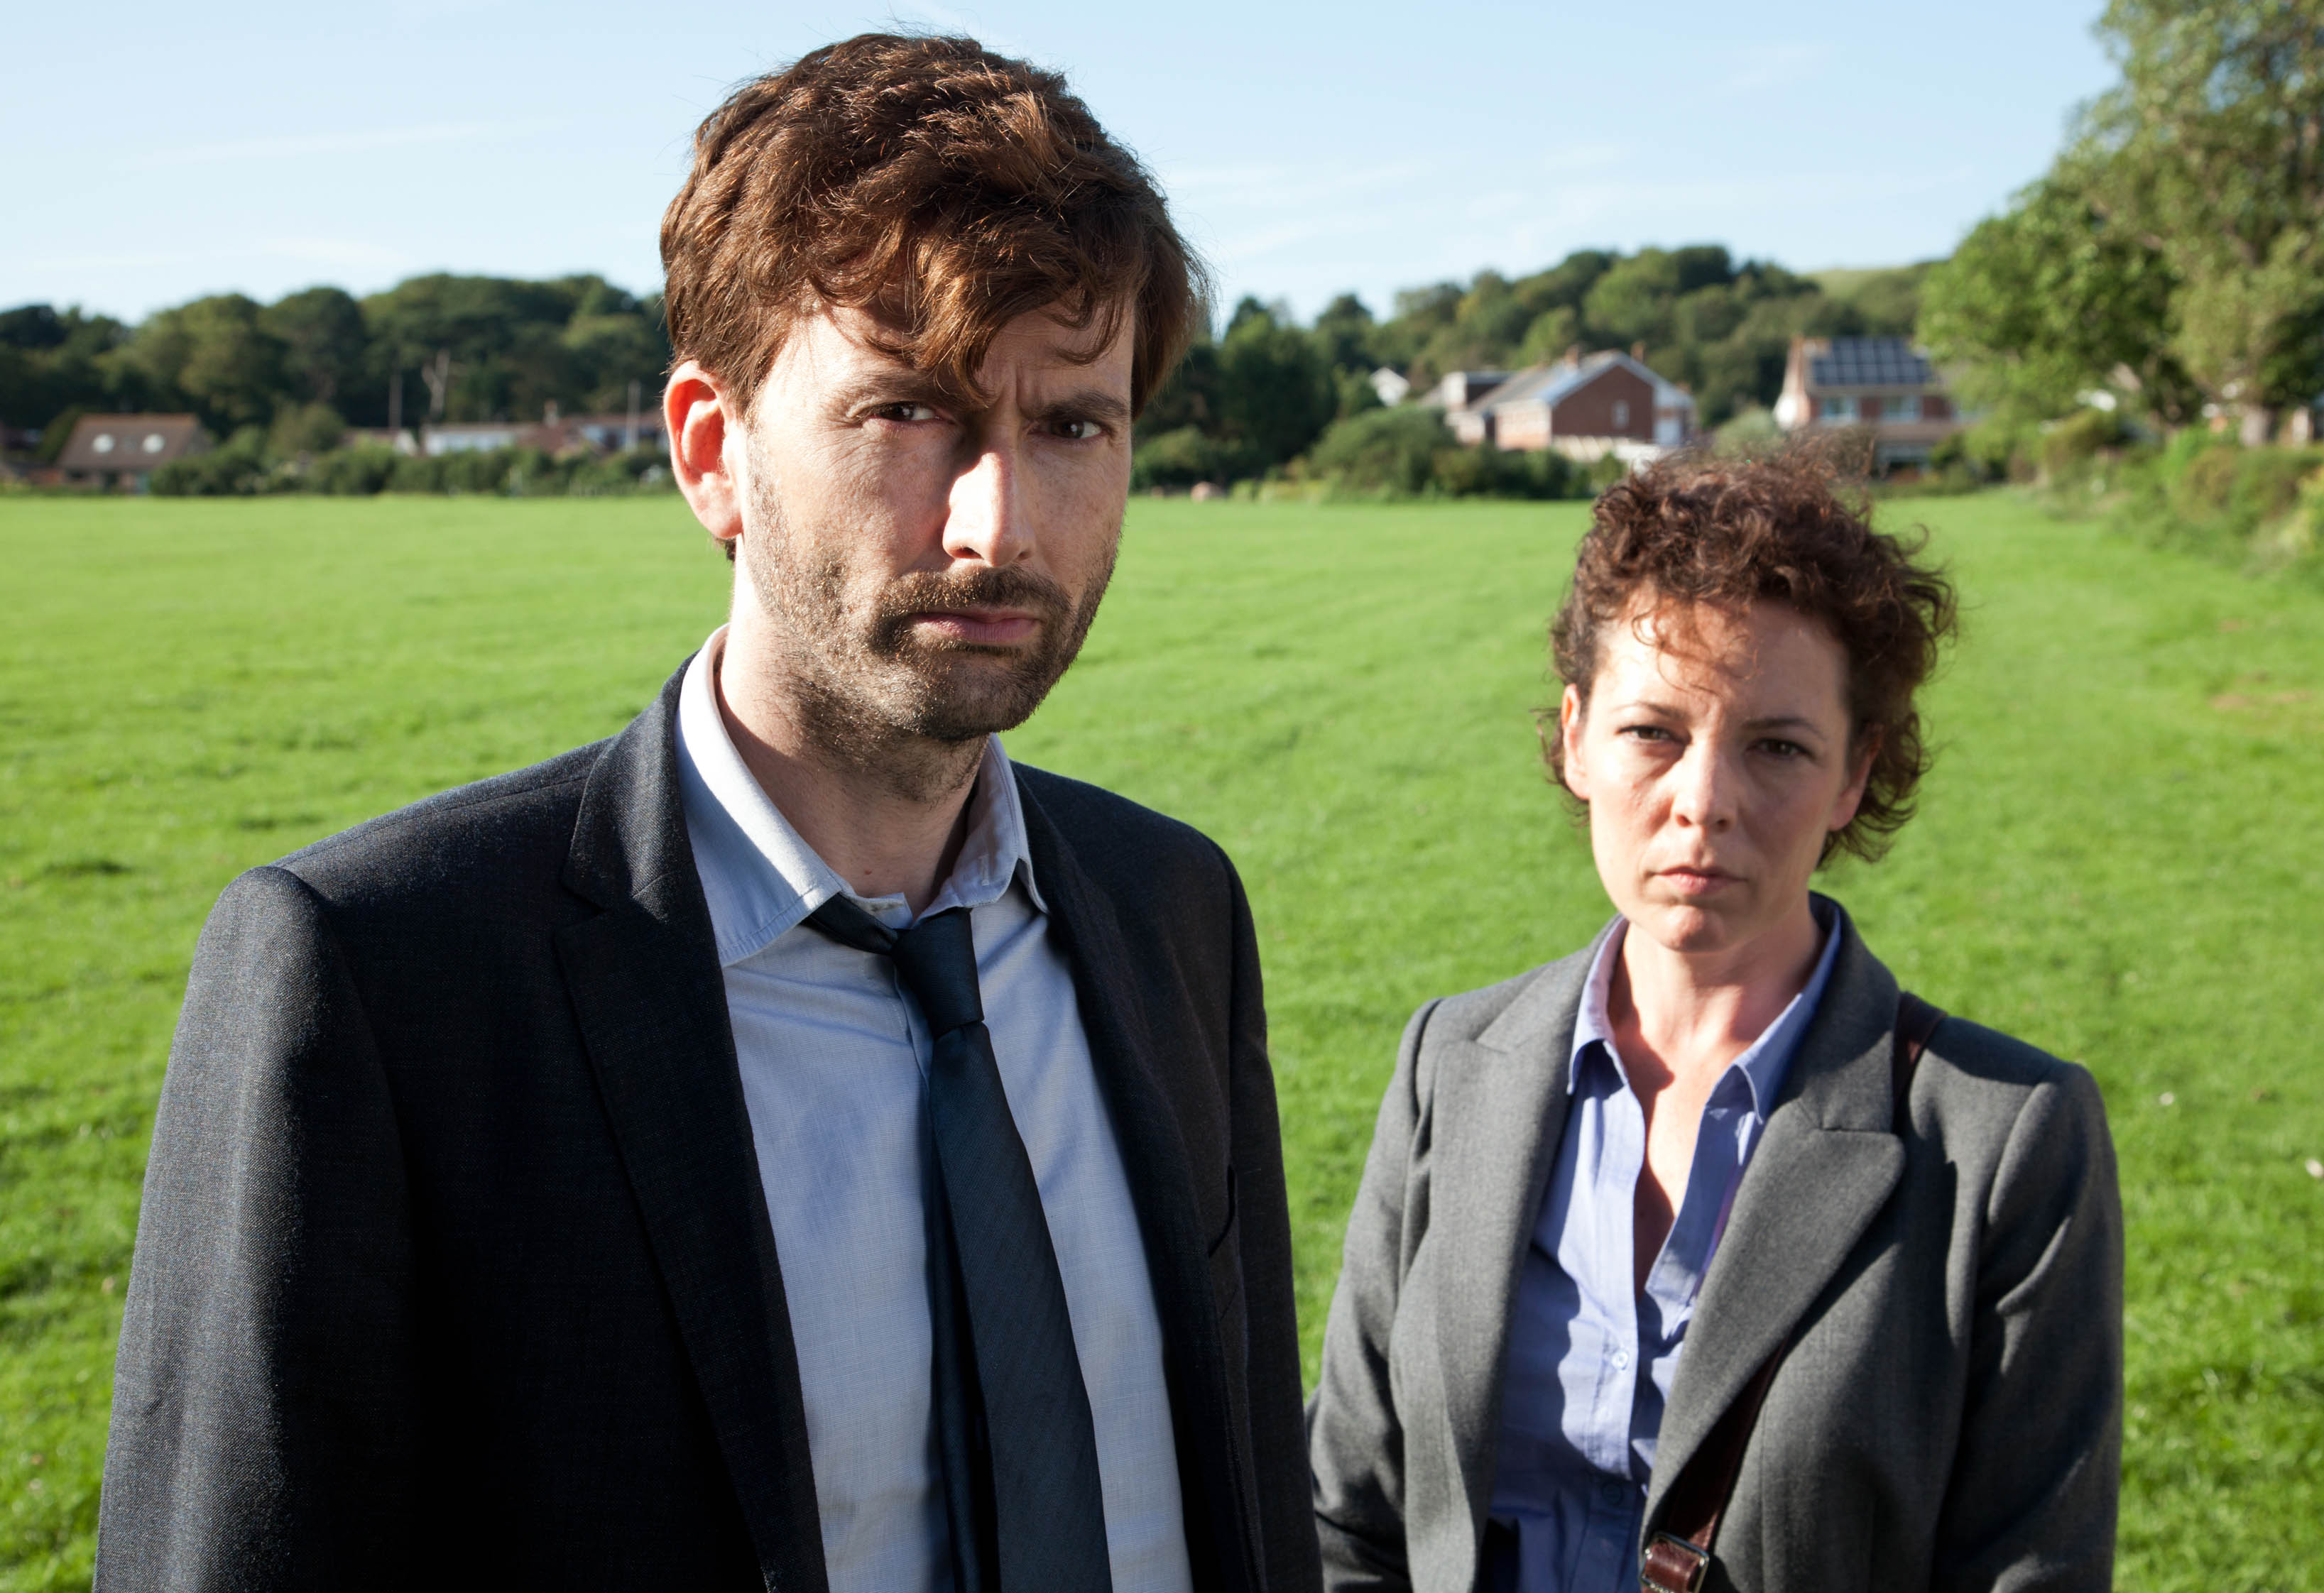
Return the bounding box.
[3,491,2319,1589]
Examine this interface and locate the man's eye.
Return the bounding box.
[875,402,941,423]
[1051,417,1104,441]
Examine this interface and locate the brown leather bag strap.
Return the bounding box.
[1638,990,1946,1593]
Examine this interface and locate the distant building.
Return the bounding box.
[1368,367,1412,407]
[420,406,667,458]
[55,414,209,491]
[1446,351,1696,459]
[1429,370,1512,411]
[1774,336,1960,468]
[562,412,668,454]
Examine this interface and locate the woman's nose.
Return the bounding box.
[1669,743,1736,831]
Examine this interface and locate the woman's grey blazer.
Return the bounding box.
[1307,908,2122,1593]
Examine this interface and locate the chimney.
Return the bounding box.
[1630,341,1646,362]
[544,400,560,424]
[1563,343,1583,366]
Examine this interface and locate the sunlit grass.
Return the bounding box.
[1,490,2316,1589]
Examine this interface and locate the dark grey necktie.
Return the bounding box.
[805,894,1114,1593]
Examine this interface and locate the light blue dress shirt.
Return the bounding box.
[1487,902,1841,1593]
[672,628,1193,1593]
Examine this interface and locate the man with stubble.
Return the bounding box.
[98,35,1320,1593]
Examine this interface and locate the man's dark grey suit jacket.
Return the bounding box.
[97,664,1324,1593]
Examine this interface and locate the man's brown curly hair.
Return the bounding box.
[660,33,1203,423]
[1546,452,1958,863]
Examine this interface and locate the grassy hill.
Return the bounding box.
[3,491,2318,1588]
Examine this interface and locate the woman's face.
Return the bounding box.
[1560,597,1872,960]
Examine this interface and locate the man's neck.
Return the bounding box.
[712,635,984,915]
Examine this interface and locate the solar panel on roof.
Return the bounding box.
[1810,337,1932,387]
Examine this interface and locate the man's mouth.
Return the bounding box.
[904,606,1042,647]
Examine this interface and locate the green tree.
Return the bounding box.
[2074,0,2324,431]
[259,287,367,407]
[1919,175,2195,432]
[129,295,285,432]
[1213,298,1333,472]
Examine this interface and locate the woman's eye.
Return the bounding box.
[1620,725,1672,743]
[1757,739,1807,759]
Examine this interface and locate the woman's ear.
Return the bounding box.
[1831,726,1880,833]
[1559,684,1591,801]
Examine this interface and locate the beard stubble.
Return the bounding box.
[741,476,1118,789]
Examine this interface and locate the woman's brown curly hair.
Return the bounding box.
[1546,451,1958,863]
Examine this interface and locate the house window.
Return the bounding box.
[1882,394,1921,421]
[1821,395,1857,422]
[1611,400,1630,429]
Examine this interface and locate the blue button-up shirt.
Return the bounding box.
[672,628,1192,1593]
[1486,904,1840,1592]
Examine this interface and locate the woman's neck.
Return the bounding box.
[1608,898,1826,1088]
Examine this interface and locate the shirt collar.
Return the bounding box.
[1569,894,1843,1118]
[672,625,1044,968]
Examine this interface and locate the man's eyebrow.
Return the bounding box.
[829,369,956,410]
[1029,388,1133,427]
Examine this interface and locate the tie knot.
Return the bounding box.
[890,907,984,1036]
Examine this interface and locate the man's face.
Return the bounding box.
[728,301,1134,750]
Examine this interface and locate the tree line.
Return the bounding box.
[1131,248,1924,491]
[0,275,670,463]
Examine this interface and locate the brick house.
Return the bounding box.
[1773,336,1960,468]
[1446,350,1696,459]
[55,414,209,491]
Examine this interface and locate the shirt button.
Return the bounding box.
[1600,1479,1628,1506]
[1610,1348,1632,1369]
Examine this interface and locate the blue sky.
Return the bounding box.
[2,1,2118,326]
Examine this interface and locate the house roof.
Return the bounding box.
[1468,350,1695,414]
[56,414,206,472]
[1806,338,1935,389]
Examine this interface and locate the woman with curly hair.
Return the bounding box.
[1307,455,2122,1593]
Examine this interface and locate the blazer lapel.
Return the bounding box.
[1644,912,1905,1530]
[1015,781,1258,1593]
[1431,928,1605,1543]
[554,664,828,1593]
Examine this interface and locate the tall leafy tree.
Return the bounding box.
[259,288,368,408]
[1919,175,2195,430]
[2074,0,2324,430]
[129,295,285,432]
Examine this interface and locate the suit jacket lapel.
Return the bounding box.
[1644,911,1905,1531]
[1015,779,1258,1593]
[554,664,828,1593]
[1432,927,1605,1543]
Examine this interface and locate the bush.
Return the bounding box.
[2102,432,2324,571]
[1307,407,1447,495]
[152,427,273,496]
[1132,426,1234,491]
[2039,407,2130,481]
[309,443,399,496]
[1428,442,1581,500]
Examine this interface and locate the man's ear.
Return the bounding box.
[666,359,742,548]
[1559,684,1591,800]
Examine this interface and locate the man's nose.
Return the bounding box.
[942,444,1031,566]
